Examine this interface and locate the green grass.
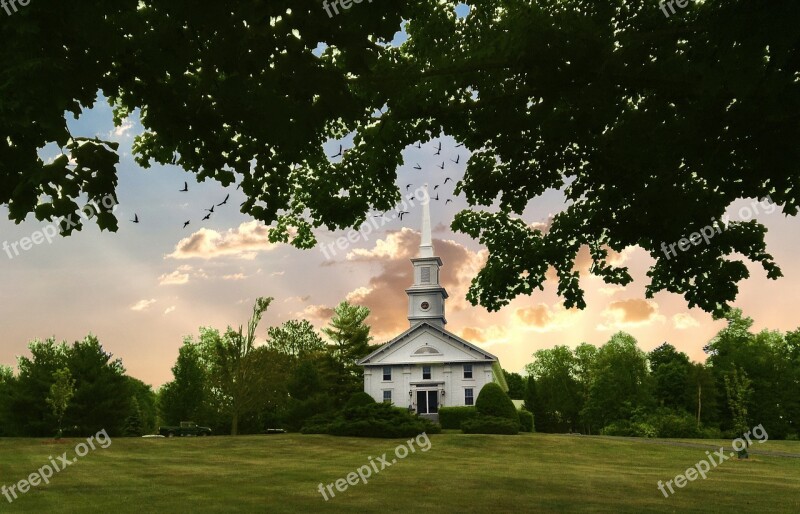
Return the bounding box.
[0,433,798,513]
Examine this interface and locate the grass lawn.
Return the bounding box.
[0,433,798,513]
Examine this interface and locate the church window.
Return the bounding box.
[383,366,392,381]
[383,390,392,403]
[423,366,431,380]
[421,266,431,283]
[463,364,473,379]
[465,388,474,406]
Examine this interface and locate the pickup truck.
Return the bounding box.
[158,421,212,437]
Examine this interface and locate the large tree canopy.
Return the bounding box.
[1,0,797,314]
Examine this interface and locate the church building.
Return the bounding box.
[357,186,503,421]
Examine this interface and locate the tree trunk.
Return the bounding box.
[231,411,239,436]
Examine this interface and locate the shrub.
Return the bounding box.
[601,420,656,438]
[306,402,440,438]
[475,383,519,423]
[518,409,534,432]
[345,392,376,410]
[438,406,478,429]
[462,416,520,435]
[650,410,700,438]
[285,394,335,432]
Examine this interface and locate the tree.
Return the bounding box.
[5,2,797,316]
[46,367,75,439]
[124,396,145,437]
[525,346,582,432]
[210,297,275,435]
[0,366,13,436]
[267,320,326,358]
[648,343,692,411]
[322,302,374,403]
[724,367,753,438]
[503,370,525,400]
[159,334,216,428]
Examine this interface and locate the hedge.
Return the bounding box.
[475,383,519,422]
[345,392,377,409]
[302,402,441,438]
[462,416,520,435]
[518,409,534,432]
[438,406,478,429]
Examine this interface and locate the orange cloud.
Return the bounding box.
[598,298,664,330]
[166,221,281,260]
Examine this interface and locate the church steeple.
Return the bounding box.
[406,185,448,327]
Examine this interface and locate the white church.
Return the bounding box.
[357,187,503,420]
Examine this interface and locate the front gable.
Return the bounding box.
[358,322,496,366]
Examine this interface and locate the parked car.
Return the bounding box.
[158,421,212,437]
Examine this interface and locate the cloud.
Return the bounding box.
[284,295,311,303]
[597,284,626,296]
[341,228,486,338]
[672,313,700,330]
[221,273,246,281]
[159,270,190,286]
[166,221,281,260]
[270,271,285,277]
[459,326,508,344]
[164,306,176,315]
[299,304,335,322]
[109,119,134,139]
[131,299,157,312]
[598,298,665,330]
[515,302,580,332]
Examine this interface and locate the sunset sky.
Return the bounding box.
[1,98,798,388]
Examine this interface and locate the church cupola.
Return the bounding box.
[406,185,448,327]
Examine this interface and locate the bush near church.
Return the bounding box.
[459,383,521,435]
[518,409,534,433]
[462,416,520,435]
[301,393,440,438]
[438,406,478,429]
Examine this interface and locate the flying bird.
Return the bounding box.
[434,194,440,201]
[433,185,440,190]
[455,142,465,148]
[415,142,421,149]
[183,220,190,229]
[438,162,445,170]
[444,177,452,184]
[217,194,230,206]
[131,214,139,224]
[236,183,242,190]
[413,164,422,170]
[451,155,460,164]
[434,142,442,155]
[206,205,215,213]
[330,145,343,158]
[406,184,412,191]
[446,199,453,204]
[202,213,211,221]
[179,182,189,192]
[398,211,410,221]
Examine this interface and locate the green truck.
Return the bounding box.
[158,421,212,437]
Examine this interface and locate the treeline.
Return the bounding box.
[515,310,799,439]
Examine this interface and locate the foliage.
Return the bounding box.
[601,421,657,439]
[518,409,534,433]
[503,370,525,400]
[267,320,326,358]
[525,346,582,432]
[309,402,440,439]
[475,383,519,423]
[461,416,520,435]
[345,392,377,410]
[46,367,75,438]
[724,367,753,437]
[5,1,797,316]
[322,302,374,404]
[438,406,478,430]
[124,396,145,437]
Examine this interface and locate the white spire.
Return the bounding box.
[420,184,434,258]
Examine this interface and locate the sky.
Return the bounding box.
[1,97,798,389]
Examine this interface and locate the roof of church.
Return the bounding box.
[357,320,498,366]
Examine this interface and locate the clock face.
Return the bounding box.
[420,301,430,311]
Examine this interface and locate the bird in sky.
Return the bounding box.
[414,163,422,170]
[446,199,453,204]
[202,213,212,221]
[451,155,460,164]
[438,162,445,169]
[330,145,343,158]
[434,142,442,155]
[434,185,440,190]
[179,182,189,192]
[236,183,242,190]
[444,177,452,184]
[217,194,230,206]
[406,184,412,191]
[206,205,215,213]
[131,214,139,224]
[415,142,422,149]
[183,220,190,228]
[455,142,464,148]
[434,194,440,201]
[398,211,410,220]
